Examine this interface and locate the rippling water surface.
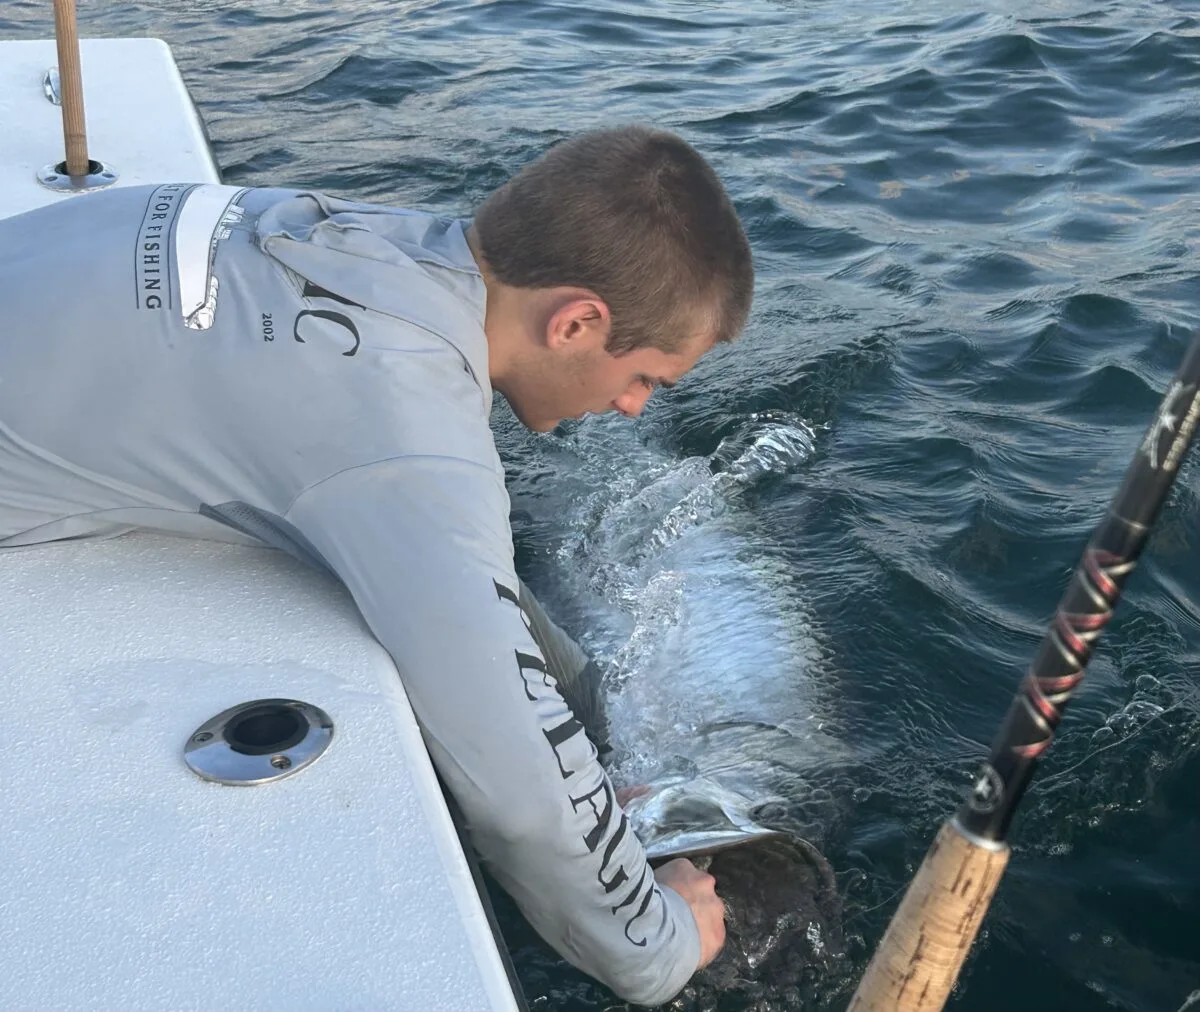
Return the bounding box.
[6,1,1200,1008]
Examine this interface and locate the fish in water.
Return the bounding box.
[496,410,846,1005]
[549,648,846,1009]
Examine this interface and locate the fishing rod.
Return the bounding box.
[40,0,116,193]
[51,0,89,177]
[849,331,1200,1011]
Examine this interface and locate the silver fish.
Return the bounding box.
[503,408,847,1003]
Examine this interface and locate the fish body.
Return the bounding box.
[502,410,847,1002]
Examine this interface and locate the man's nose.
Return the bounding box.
[612,386,653,417]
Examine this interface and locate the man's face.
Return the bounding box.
[507,333,713,433]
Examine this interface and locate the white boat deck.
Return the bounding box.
[0,38,518,1011]
[0,38,219,217]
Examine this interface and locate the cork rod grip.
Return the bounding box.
[847,821,1010,1011]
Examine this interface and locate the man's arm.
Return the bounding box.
[512,579,728,975]
[285,454,701,1005]
[512,579,611,763]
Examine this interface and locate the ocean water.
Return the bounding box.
[5,0,1200,1008]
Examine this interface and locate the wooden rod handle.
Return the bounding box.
[52,0,89,176]
[848,821,1010,1011]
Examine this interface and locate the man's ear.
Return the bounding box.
[546,293,611,352]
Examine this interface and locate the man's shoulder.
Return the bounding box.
[252,192,490,395]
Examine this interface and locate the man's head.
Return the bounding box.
[470,126,753,431]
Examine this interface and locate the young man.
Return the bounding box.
[0,126,753,1005]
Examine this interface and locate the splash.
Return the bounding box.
[509,410,833,794]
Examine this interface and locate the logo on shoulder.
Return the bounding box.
[177,186,249,331]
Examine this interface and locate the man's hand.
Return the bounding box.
[615,784,651,807]
[654,858,726,969]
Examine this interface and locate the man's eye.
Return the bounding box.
[639,376,657,390]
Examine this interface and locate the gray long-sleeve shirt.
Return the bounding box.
[0,184,699,1005]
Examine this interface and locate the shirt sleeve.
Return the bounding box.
[285,454,701,1005]
[514,577,611,763]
